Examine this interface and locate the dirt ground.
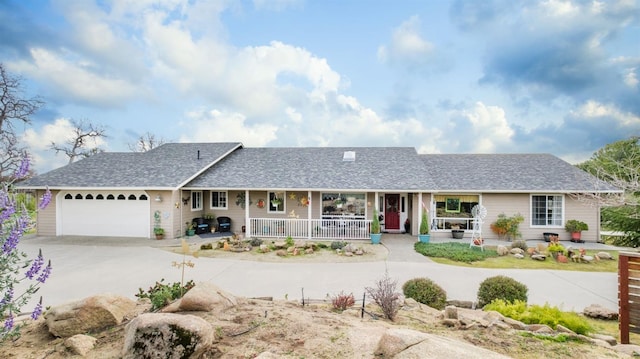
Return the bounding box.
[0,296,630,359]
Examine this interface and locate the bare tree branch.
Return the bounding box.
[50,119,108,164]
[0,63,43,134]
[128,132,166,152]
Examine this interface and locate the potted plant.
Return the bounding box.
[185,222,195,236]
[404,218,411,234]
[271,197,283,206]
[451,224,464,239]
[153,227,165,240]
[370,209,382,244]
[565,219,588,243]
[418,208,430,243]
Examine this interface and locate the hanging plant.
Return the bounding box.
[271,197,283,206]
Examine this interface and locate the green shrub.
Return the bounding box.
[330,241,347,250]
[249,237,263,247]
[414,242,498,263]
[510,240,528,252]
[402,278,447,310]
[484,300,592,335]
[316,243,328,249]
[136,279,196,310]
[285,236,294,247]
[477,275,528,307]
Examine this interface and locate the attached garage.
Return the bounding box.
[58,191,150,237]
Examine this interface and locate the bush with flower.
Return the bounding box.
[0,157,51,341]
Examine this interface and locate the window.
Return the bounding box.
[321,193,366,218]
[268,192,285,213]
[531,195,563,226]
[191,191,203,211]
[433,195,479,230]
[210,191,228,209]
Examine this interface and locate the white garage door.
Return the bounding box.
[59,191,150,237]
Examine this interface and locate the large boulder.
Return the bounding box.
[375,328,430,357]
[583,304,618,320]
[163,282,237,313]
[45,294,136,338]
[122,313,214,359]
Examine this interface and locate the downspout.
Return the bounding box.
[307,190,312,240]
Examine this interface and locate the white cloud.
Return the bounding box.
[11,48,141,107]
[179,108,278,146]
[572,100,640,125]
[378,15,434,67]
[449,102,515,153]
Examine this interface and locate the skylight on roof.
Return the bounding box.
[343,151,356,161]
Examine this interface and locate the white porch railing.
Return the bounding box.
[249,218,372,240]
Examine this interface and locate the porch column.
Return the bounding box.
[418,192,424,228]
[245,190,250,237]
[307,190,312,240]
[374,192,379,216]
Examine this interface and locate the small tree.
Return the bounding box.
[419,209,429,235]
[371,209,380,234]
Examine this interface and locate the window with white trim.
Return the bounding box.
[210,191,228,209]
[191,191,203,211]
[268,192,285,213]
[531,195,563,226]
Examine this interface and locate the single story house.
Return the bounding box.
[18,142,620,242]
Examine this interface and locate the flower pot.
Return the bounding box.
[418,234,430,243]
[370,233,382,244]
[451,230,464,239]
[186,229,195,236]
[570,231,583,243]
[155,234,164,240]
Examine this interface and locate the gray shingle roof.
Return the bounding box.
[18,142,241,189]
[18,143,620,193]
[186,147,436,191]
[420,154,621,193]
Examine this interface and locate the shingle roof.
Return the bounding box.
[18,142,242,189]
[420,153,621,193]
[186,147,436,191]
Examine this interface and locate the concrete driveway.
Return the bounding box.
[16,234,626,313]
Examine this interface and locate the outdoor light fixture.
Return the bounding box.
[155,195,162,202]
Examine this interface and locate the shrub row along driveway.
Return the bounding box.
[17,234,621,314]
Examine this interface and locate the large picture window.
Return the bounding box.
[531,195,563,226]
[321,193,366,218]
[210,191,228,209]
[191,191,202,211]
[434,195,479,229]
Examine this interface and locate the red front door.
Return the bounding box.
[385,194,400,230]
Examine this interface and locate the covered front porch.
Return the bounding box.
[247,217,373,240]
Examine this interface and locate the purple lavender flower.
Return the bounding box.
[14,157,30,180]
[37,260,52,283]
[31,297,43,320]
[0,287,14,307]
[3,314,13,331]
[38,187,51,210]
[2,228,21,255]
[26,249,44,279]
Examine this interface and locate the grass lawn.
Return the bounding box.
[416,242,621,272]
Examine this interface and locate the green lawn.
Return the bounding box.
[415,242,621,272]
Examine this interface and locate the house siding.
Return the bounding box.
[148,190,174,239]
[36,189,57,236]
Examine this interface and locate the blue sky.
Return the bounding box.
[1,0,639,174]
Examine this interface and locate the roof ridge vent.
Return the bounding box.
[343,151,356,162]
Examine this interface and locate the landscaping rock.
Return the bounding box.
[590,333,617,346]
[531,254,546,261]
[392,332,512,359]
[305,248,314,254]
[64,334,97,356]
[527,324,554,334]
[174,282,237,313]
[513,253,524,259]
[444,306,458,319]
[496,245,509,256]
[45,294,136,338]
[273,241,286,249]
[510,248,524,255]
[276,249,287,257]
[537,243,547,252]
[583,304,618,320]
[597,251,614,260]
[122,313,214,359]
[259,244,269,253]
[503,317,527,330]
[555,324,575,334]
[354,249,364,255]
[446,300,475,309]
[375,328,430,357]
